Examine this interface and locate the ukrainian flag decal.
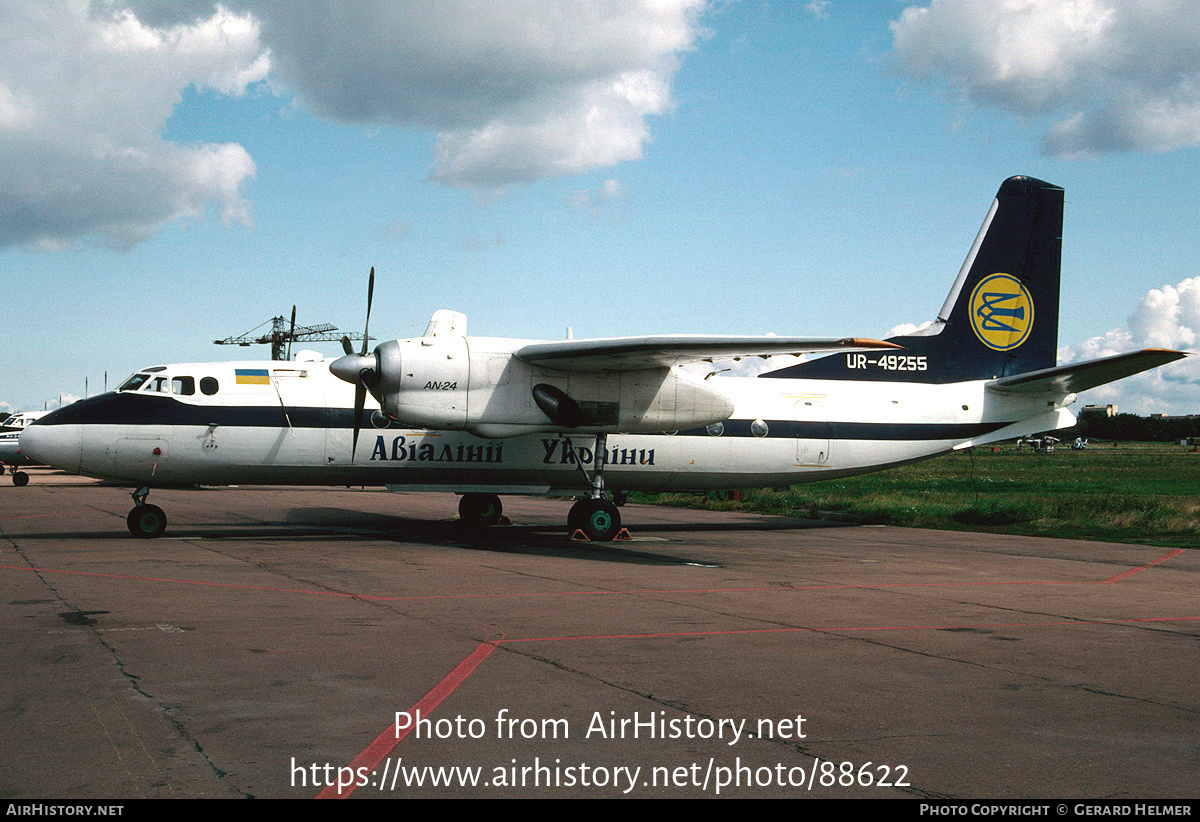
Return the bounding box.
[970,273,1034,351]
[235,368,271,385]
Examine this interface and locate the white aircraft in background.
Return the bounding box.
[21,177,1186,540]
[1,411,47,486]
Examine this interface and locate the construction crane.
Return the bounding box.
[214,308,371,361]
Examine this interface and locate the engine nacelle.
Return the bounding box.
[375,337,470,428]
[364,335,735,438]
[495,364,735,436]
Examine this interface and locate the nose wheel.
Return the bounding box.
[126,487,167,538]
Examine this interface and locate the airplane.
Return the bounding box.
[19,176,1187,540]
[1,410,47,486]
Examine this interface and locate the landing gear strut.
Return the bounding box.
[126,486,167,538]
[564,432,623,542]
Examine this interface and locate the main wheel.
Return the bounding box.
[458,493,503,527]
[12,471,29,487]
[568,498,621,542]
[127,504,167,538]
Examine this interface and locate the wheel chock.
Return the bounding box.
[569,528,632,542]
[499,515,513,526]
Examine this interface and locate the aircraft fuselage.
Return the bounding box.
[22,358,1067,493]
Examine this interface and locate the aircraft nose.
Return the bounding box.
[20,423,81,474]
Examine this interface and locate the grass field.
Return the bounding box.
[632,442,1200,548]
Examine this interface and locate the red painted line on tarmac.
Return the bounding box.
[352,579,1083,599]
[2,558,1192,602]
[0,563,1084,601]
[1101,549,1185,584]
[315,638,501,799]
[0,564,400,600]
[495,615,1200,644]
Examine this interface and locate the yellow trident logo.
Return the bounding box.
[970,273,1033,351]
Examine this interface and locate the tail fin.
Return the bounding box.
[763,176,1064,383]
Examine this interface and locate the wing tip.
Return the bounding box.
[1141,347,1191,359]
[840,338,905,350]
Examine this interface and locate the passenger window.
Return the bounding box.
[200,377,219,396]
[172,376,195,396]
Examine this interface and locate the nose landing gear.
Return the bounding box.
[127,487,167,538]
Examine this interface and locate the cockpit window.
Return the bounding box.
[119,373,151,392]
[172,376,195,396]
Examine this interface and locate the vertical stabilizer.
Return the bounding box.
[764,176,1063,383]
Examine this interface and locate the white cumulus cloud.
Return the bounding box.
[4,1,707,249]
[889,0,1200,156]
[0,1,269,250]
[1060,278,1200,414]
[235,0,707,188]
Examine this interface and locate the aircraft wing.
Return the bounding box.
[985,349,1189,396]
[513,335,901,372]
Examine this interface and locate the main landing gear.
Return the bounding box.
[567,496,622,542]
[457,434,628,542]
[565,432,624,541]
[458,490,623,542]
[458,492,504,527]
[126,486,167,538]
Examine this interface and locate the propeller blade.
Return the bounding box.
[361,266,374,356]
[351,381,366,462]
[346,268,375,461]
[287,305,296,361]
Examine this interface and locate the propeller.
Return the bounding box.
[329,267,378,460]
[286,305,296,362]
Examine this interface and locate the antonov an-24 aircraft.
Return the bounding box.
[21,177,1187,540]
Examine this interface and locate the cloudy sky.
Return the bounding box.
[3,0,1199,416]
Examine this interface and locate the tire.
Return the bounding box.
[571,498,621,542]
[458,493,503,527]
[127,504,167,538]
[12,471,29,487]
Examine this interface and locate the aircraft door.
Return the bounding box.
[794,399,830,466]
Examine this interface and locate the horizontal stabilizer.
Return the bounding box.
[985,349,1188,396]
[515,336,901,372]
